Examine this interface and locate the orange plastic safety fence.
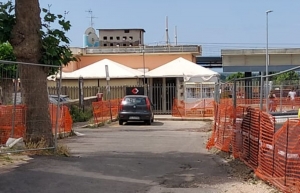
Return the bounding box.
[207,100,300,192]
[255,111,276,180]
[172,99,214,118]
[0,105,26,144]
[92,99,121,124]
[0,104,73,144]
[206,100,234,151]
[269,119,300,192]
[231,106,247,158]
[239,107,261,170]
[49,104,73,135]
[233,97,300,112]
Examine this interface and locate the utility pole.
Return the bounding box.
[265,10,273,113]
[165,16,169,46]
[174,26,178,46]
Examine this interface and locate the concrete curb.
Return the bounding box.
[154,117,213,122]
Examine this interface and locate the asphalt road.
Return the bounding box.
[0,121,252,193]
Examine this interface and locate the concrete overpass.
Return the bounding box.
[196,56,222,68]
[222,48,300,72]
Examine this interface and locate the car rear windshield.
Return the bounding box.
[123,97,147,105]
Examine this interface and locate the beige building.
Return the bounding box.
[98,28,145,47]
[49,27,203,114]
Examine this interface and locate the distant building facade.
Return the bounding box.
[98,28,145,47]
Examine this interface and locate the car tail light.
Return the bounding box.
[146,98,151,110]
[119,99,124,111]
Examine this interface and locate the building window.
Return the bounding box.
[116,36,120,40]
[110,43,114,46]
[116,44,120,47]
[103,44,107,46]
[123,36,127,40]
[123,43,127,46]
[103,36,107,40]
[110,36,113,40]
[124,29,130,33]
[129,43,133,46]
[129,36,133,40]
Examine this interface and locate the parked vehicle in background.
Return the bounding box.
[49,95,71,104]
[118,95,154,125]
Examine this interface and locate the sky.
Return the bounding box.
[38,0,300,56]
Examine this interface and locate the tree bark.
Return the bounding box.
[0,79,14,105]
[10,0,53,146]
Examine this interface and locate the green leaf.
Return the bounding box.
[0,2,78,76]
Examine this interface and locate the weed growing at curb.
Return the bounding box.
[83,118,118,128]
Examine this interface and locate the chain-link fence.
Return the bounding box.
[208,66,300,192]
[216,67,300,114]
[0,60,64,153]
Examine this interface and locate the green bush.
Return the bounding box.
[70,105,93,122]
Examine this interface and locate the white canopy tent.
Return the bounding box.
[47,71,71,81]
[54,59,144,79]
[145,57,219,82]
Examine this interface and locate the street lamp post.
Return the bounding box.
[142,46,147,96]
[266,10,273,112]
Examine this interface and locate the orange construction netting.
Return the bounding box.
[207,98,300,192]
[92,99,121,124]
[172,98,214,118]
[0,105,26,145]
[49,104,73,135]
[0,104,73,144]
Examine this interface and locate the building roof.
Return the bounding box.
[58,59,143,79]
[97,28,146,32]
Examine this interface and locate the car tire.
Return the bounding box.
[119,120,123,125]
[145,119,151,125]
[151,118,154,123]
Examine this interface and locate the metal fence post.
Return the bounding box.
[284,119,289,186]
[214,83,220,104]
[54,67,63,150]
[260,75,264,110]
[11,65,19,138]
[78,76,84,111]
[280,84,283,112]
[214,83,217,103]
[233,79,237,109]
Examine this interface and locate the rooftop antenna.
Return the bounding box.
[86,9,97,27]
[165,16,169,46]
[174,25,178,46]
[64,10,69,19]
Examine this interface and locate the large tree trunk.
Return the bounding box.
[0,79,14,105]
[10,0,53,146]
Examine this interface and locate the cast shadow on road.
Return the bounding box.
[0,151,240,193]
[122,121,164,126]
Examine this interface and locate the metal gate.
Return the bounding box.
[149,84,176,114]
